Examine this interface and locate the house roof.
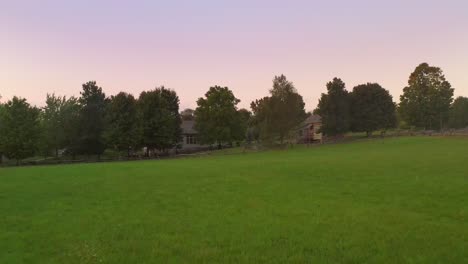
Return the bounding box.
[304,114,321,124]
[181,120,197,134]
[297,114,322,130]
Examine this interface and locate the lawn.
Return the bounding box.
[1,137,467,263]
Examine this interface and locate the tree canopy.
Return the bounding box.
[78,81,108,157]
[314,78,351,137]
[399,63,454,130]
[350,83,396,136]
[238,108,252,139]
[0,97,41,164]
[61,97,82,158]
[40,94,69,157]
[138,87,182,154]
[0,61,464,164]
[0,101,5,162]
[251,75,307,144]
[105,92,140,156]
[195,86,244,147]
[449,96,468,129]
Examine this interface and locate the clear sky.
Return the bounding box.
[1,0,467,111]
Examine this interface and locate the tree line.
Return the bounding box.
[315,63,467,137]
[0,83,184,164]
[1,62,467,164]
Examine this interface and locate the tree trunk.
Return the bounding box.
[55,148,59,159]
[366,131,372,137]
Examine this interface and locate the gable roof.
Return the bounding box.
[181,120,197,134]
[297,114,322,131]
[304,114,321,124]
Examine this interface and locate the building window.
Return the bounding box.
[186,135,197,144]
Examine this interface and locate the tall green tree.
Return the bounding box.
[0,97,41,164]
[315,78,351,136]
[350,83,396,136]
[61,97,82,158]
[41,94,68,157]
[399,63,454,130]
[449,96,468,129]
[105,92,140,157]
[138,87,182,154]
[238,108,252,140]
[195,86,244,147]
[78,81,107,158]
[0,101,5,163]
[251,75,307,144]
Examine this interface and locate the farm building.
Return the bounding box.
[297,114,322,143]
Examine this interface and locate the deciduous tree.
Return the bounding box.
[62,97,81,158]
[105,92,140,157]
[195,86,244,147]
[399,63,454,130]
[0,97,40,164]
[238,108,252,140]
[78,81,107,158]
[138,87,182,154]
[350,83,396,136]
[0,101,4,163]
[41,94,68,157]
[449,96,468,129]
[251,75,307,144]
[315,78,351,137]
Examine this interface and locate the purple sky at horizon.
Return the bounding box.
[1,0,467,111]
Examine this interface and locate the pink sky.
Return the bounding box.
[1,0,467,111]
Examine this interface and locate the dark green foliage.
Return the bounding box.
[181,108,195,121]
[251,75,307,143]
[138,87,182,153]
[78,81,108,157]
[61,97,82,158]
[238,108,252,140]
[0,101,4,163]
[350,83,396,136]
[40,94,68,157]
[0,62,462,163]
[105,92,140,157]
[0,97,40,164]
[399,63,454,130]
[195,86,244,146]
[449,96,468,128]
[315,78,351,136]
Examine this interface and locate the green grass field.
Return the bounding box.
[1,137,467,263]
